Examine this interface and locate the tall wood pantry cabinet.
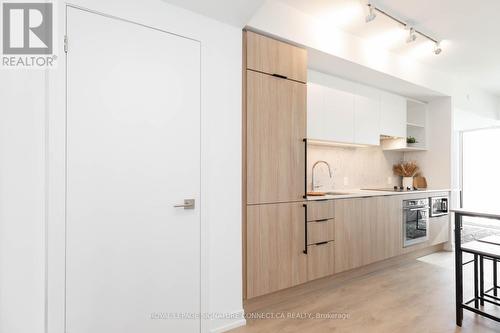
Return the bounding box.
[243,31,309,298]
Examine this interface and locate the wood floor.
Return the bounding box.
[232,251,500,333]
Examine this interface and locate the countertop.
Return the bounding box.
[451,208,500,220]
[306,189,451,201]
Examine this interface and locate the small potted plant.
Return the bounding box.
[407,136,418,146]
[393,161,419,188]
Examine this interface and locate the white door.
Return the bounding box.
[66,7,200,333]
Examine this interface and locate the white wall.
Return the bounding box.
[0,71,47,333]
[1,1,244,333]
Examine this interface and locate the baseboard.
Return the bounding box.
[209,309,246,333]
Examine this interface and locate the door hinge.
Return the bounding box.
[64,35,68,53]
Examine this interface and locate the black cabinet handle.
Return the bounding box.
[272,73,288,79]
[303,138,307,199]
[303,204,308,254]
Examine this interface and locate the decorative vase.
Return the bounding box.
[402,177,413,189]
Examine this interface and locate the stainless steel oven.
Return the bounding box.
[430,196,449,217]
[403,199,430,247]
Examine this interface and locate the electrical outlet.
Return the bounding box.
[343,177,349,186]
[387,177,392,185]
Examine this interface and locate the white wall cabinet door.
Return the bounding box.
[307,82,325,141]
[307,84,354,143]
[354,94,380,146]
[380,91,407,138]
[322,87,355,143]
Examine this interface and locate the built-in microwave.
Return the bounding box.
[430,196,449,217]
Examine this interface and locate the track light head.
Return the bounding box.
[434,42,442,55]
[365,5,376,23]
[406,27,417,43]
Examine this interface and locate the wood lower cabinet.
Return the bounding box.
[307,200,335,221]
[307,241,334,281]
[307,220,334,245]
[246,70,306,204]
[246,202,307,298]
[334,196,403,273]
[429,215,450,246]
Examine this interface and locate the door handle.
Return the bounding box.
[303,138,307,199]
[303,204,308,254]
[174,199,195,210]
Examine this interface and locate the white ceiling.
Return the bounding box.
[281,0,500,96]
[162,0,265,28]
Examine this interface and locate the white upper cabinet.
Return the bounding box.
[307,82,325,141]
[380,91,407,138]
[354,86,380,145]
[323,86,355,143]
[307,70,407,146]
[307,83,354,144]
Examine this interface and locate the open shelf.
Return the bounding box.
[383,100,428,152]
[406,122,425,128]
[384,146,428,152]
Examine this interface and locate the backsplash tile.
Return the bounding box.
[307,144,404,191]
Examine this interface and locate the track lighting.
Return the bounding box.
[434,42,442,55]
[364,3,443,55]
[406,27,417,43]
[365,4,376,23]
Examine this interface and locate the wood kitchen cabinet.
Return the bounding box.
[307,241,335,281]
[429,215,450,246]
[246,70,306,204]
[246,202,307,298]
[334,196,402,273]
[243,31,308,299]
[246,31,307,83]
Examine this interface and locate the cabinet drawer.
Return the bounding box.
[307,219,334,245]
[307,241,334,281]
[429,215,450,246]
[246,31,307,83]
[306,200,335,221]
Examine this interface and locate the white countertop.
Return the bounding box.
[306,189,451,201]
[451,208,500,220]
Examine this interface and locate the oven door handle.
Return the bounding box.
[407,207,429,212]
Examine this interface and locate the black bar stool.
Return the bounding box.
[460,235,500,323]
[454,209,500,327]
[476,236,500,303]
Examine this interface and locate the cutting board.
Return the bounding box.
[307,191,327,196]
[413,176,427,189]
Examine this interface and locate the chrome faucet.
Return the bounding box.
[312,160,332,191]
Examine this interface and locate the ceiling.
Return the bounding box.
[162,0,265,28]
[163,0,500,96]
[281,0,500,96]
